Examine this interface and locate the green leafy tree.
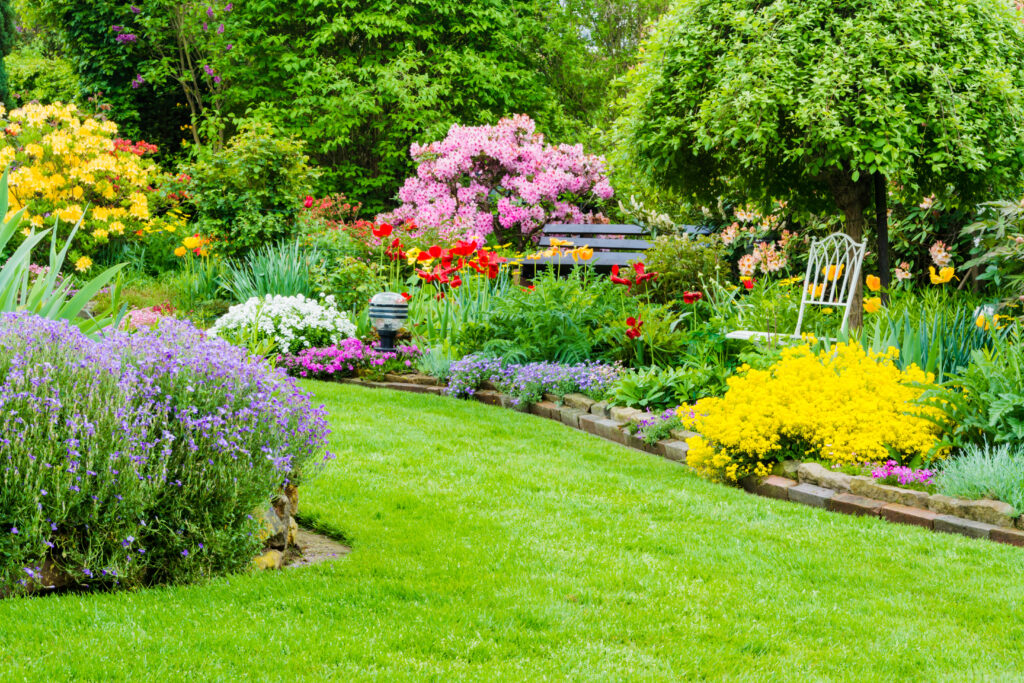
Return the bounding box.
[0,0,16,107]
[622,0,1024,325]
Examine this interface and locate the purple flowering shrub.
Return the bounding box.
[445,355,620,407]
[278,339,422,381]
[0,314,330,594]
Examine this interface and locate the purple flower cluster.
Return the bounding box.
[445,355,620,406]
[278,338,422,379]
[871,460,936,486]
[0,313,331,593]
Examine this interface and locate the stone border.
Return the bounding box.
[339,378,1024,550]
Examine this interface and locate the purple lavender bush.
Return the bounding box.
[444,355,620,407]
[0,313,330,594]
[278,339,422,381]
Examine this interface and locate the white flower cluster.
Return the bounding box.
[209,294,357,354]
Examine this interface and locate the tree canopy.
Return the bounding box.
[623,0,1024,241]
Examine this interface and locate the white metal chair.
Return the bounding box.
[726,232,867,342]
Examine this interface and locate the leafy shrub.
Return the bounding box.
[0,102,170,267]
[917,329,1024,449]
[608,366,692,412]
[278,340,422,381]
[309,256,381,314]
[445,355,620,407]
[209,294,356,356]
[379,115,613,247]
[642,234,727,303]
[936,443,1024,515]
[223,241,320,302]
[635,408,683,444]
[6,46,79,104]
[0,314,330,594]
[963,198,1024,303]
[181,119,319,254]
[683,342,945,482]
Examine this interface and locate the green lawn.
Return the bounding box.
[1,382,1023,680]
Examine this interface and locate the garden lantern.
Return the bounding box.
[368,291,408,352]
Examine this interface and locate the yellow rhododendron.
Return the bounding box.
[679,342,945,482]
[74,256,92,272]
[0,101,177,265]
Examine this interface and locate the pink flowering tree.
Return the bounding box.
[379,115,614,248]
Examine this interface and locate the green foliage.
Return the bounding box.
[223,241,320,302]
[28,0,188,152]
[917,328,1024,450]
[0,0,16,106]
[963,198,1024,301]
[642,234,726,304]
[309,255,381,315]
[0,171,125,335]
[622,0,1024,244]
[481,268,626,363]
[851,301,1004,383]
[182,119,319,254]
[608,365,691,411]
[936,442,1024,516]
[212,0,605,213]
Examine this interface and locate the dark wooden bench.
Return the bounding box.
[531,223,651,269]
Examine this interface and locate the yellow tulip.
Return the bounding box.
[929,266,956,285]
[866,275,881,292]
[183,235,202,250]
[549,238,574,247]
[174,246,187,257]
[573,246,594,261]
[863,297,882,314]
[822,263,845,281]
[807,283,824,298]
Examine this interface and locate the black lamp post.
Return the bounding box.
[368,292,408,352]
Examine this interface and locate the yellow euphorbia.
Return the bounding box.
[679,342,945,482]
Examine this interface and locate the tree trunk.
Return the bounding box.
[828,171,872,330]
[874,173,890,305]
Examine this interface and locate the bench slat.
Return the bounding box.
[542,223,645,236]
[538,237,651,250]
[527,251,645,267]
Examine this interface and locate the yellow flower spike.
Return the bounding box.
[866,275,881,292]
[863,297,882,314]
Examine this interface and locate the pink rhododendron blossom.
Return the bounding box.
[378,114,613,245]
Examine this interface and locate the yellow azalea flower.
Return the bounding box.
[29,215,43,228]
[182,235,202,250]
[866,275,881,292]
[822,263,845,281]
[549,238,574,247]
[929,266,956,285]
[863,296,882,314]
[174,246,187,257]
[92,229,109,241]
[74,256,92,272]
[109,221,125,235]
[71,186,84,200]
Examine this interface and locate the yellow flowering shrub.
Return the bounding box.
[679,342,945,482]
[1,102,173,269]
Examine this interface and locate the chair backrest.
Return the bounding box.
[793,232,867,336]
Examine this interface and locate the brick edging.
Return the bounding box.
[340,378,1024,550]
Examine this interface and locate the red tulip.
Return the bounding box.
[372,223,394,238]
[303,195,314,208]
[428,245,443,259]
[743,278,755,290]
[400,292,412,301]
[416,269,434,283]
[610,265,633,289]
[682,291,704,304]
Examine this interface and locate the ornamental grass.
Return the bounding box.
[681,342,945,482]
[0,314,330,595]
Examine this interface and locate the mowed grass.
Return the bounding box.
[1,382,1024,681]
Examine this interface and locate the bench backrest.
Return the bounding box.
[536,223,648,268]
[794,232,867,336]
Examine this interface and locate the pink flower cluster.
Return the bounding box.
[379,114,613,244]
[871,460,936,486]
